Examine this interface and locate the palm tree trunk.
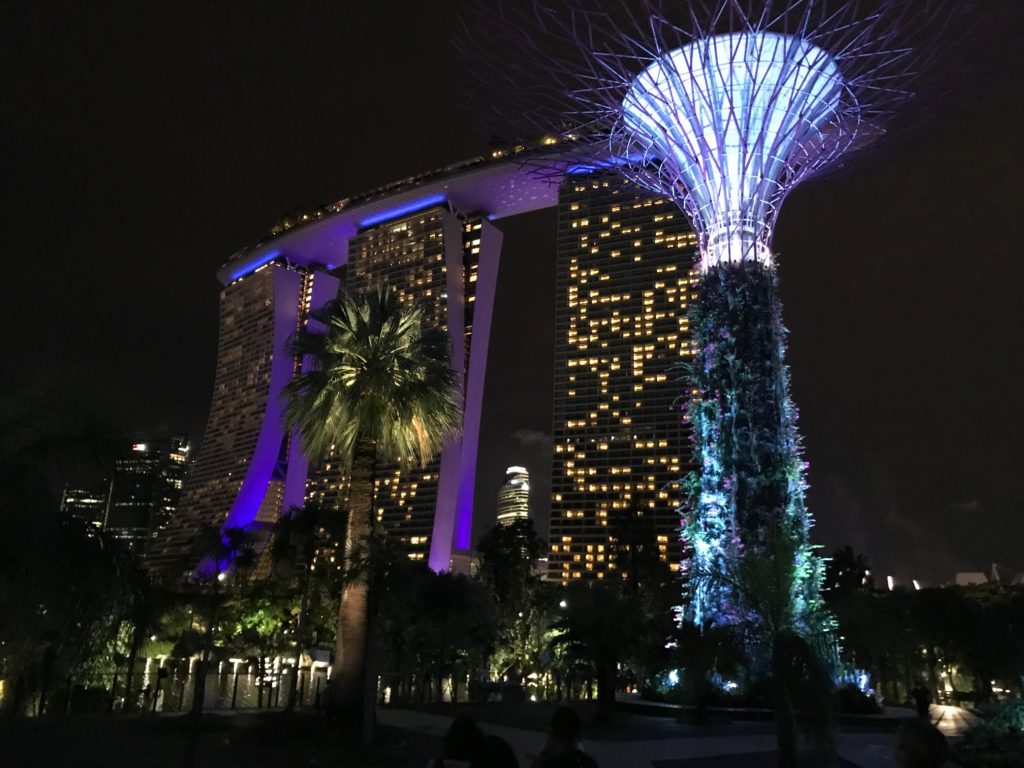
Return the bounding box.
[596,659,616,721]
[333,437,376,742]
[285,562,313,713]
[773,679,798,768]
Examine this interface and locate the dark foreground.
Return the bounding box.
[0,702,956,768]
[0,711,441,768]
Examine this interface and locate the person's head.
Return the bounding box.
[896,718,948,768]
[445,716,485,760]
[473,734,518,768]
[548,706,583,750]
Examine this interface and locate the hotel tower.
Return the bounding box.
[547,173,698,582]
[147,148,697,584]
[148,167,505,582]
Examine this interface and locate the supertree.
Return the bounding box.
[468,0,948,628]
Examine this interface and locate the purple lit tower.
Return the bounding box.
[148,160,563,581]
[474,0,944,625]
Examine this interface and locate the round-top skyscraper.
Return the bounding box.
[475,0,942,626]
[497,466,531,527]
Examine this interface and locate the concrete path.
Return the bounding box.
[378,705,977,767]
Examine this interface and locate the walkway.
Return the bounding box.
[378,704,977,767]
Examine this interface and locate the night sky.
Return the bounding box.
[4,3,1022,584]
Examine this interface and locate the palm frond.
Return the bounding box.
[282,286,462,468]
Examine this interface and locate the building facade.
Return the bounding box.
[496,466,531,527]
[340,206,486,563]
[105,436,189,550]
[60,484,110,537]
[547,173,698,582]
[146,262,339,580]
[148,151,699,582]
[149,194,503,580]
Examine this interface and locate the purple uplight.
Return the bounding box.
[428,211,470,572]
[223,266,303,530]
[454,220,503,552]
[282,271,341,511]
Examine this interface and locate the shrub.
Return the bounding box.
[834,684,882,715]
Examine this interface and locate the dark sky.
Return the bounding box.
[4,2,1022,585]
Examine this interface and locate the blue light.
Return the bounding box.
[621,33,844,270]
[567,153,645,175]
[358,193,447,228]
[229,249,282,282]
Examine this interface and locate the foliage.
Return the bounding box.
[373,534,497,703]
[222,584,293,661]
[270,503,345,651]
[0,393,143,715]
[682,262,824,628]
[700,521,838,766]
[282,286,461,467]
[823,545,874,603]
[830,581,1024,704]
[834,684,882,715]
[670,620,745,714]
[551,581,645,718]
[0,514,142,707]
[953,699,1024,768]
[476,519,553,682]
[282,286,461,740]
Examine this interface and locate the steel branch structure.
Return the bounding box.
[471,0,945,626]
[479,0,943,268]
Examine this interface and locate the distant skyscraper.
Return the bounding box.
[496,466,531,527]
[547,173,698,582]
[105,436,189,551]
[60,484,110,537]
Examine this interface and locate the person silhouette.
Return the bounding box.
[531,707,598,768]
[428,716,486,768]
[474,734,519,768]
[910,683,932,719]
[895,718,948,768]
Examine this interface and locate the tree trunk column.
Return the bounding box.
[685,261,817,625]
[333,438,376,740]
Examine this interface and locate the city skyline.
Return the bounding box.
[4,3,1023,583]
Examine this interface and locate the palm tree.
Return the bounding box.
[282,286,460,741]
[552,581,644,720]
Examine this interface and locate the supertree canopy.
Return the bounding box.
[470,0,945,628]
[619,31,844,271]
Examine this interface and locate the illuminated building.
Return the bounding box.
[153,143,730,580]
[343,206,491,563]
[60,484,109,537]
[104,436,189,551]
[477,0,941,626]
[146,262,339,580]
[548,173,698,582]
[149,160,521,579]
[496,466,531,527]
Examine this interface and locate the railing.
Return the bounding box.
[34,663,332,716]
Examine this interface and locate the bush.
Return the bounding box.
[834,684,882,715]
[953,700,1024,768]
[638,684,668,703]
